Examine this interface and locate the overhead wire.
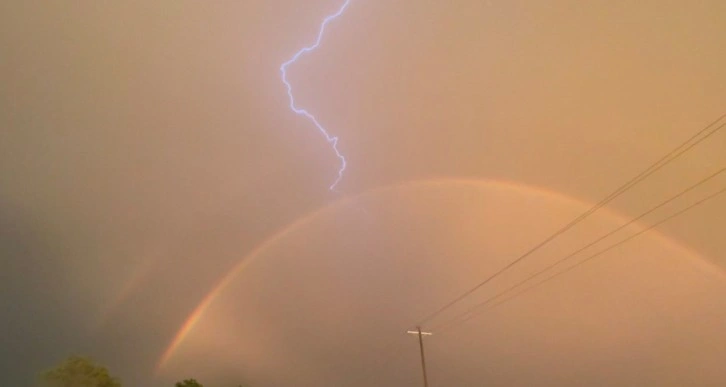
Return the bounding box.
[415,114,726,327]
[370,181,726,386]
[434,182,726,334]
[432,167,725,331]
[361,115,726,384]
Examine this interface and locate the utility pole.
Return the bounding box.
[407,326,433,387]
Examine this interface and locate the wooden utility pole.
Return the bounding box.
[407,326,432,387]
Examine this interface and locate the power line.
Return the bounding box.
[432,167,725,331]
[435,183,726,334]
[415,114,726,327]
[365,117,725,385]
[434,167,725,331]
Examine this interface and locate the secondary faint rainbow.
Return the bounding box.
[93,251,161,332]
[155,177,723,372]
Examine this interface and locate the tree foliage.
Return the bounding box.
[175,379,204,387]
[40,356,243,387]
[40,355,121,387]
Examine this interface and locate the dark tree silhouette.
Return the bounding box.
[175,379,203,387]
[40,355,121,387]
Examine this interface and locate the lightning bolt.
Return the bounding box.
[280,0,351,191]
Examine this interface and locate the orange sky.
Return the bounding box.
[1,0,725,385]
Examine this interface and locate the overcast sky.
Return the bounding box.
[1,0,725,386]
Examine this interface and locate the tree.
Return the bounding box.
[40,355,121,387]
[175,379,203,387]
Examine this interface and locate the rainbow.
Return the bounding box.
[155,177,723,372]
